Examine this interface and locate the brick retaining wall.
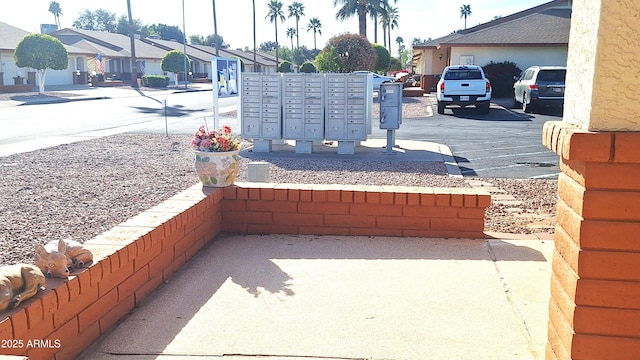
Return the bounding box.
[0,183,490,359]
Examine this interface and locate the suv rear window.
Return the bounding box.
[537,70,566,82]
[444,69,483,80]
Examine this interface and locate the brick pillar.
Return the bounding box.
[543,122,640,359]
[543,1,640,359]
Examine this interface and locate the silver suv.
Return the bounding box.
[513,66,566,113]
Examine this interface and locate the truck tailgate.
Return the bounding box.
[444,80,487,96]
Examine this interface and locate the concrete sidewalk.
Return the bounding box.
[79,233,553,360]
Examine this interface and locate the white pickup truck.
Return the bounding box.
[436,65,492,114]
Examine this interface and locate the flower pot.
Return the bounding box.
[194,150,241,187]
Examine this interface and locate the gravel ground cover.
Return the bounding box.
[1,91,556,266]
[0,133,556,267]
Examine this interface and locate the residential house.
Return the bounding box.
[52,28,169,82]
[1,22,277,90]
[0,22,31,86]
[412,0,571,91]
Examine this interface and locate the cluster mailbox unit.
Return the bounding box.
[240,73,282,152]
[240,72,373,154]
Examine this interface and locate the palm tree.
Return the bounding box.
[395,36,403,57]
[460,4,472,30]
[367,3,381,43]
[385,6,399,55]
[306,17,322,50]
[334,0,374,38]
[286,27,297,51]
[287,2,305,51]
[332,0,396,40]
[48,1,62,28]
[266,0,286,69]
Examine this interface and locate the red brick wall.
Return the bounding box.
[0,185,224,360]
[222,183,490,238]
[0,183,490,359]
[543,121,640,360]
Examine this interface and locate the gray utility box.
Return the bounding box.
[324,73,373,154]
[379,82,403,129]
[282,74,325,153]
[240,73,282,152]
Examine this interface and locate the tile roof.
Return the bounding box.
[0,22,34,51]
[415,0,571,48]
[51,28,168,59]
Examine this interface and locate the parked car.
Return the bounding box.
[436,65,492,114]
[513,66,566,113]
[353,71,396,91]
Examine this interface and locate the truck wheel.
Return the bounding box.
[437,101,445,114]
[479,102,490,114]
[522,94,533,113]
[512,96,521,109]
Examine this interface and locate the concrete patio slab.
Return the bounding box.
[80,234,553,360]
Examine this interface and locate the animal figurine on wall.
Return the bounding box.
[35,239,93,279]
[0,264,46,312]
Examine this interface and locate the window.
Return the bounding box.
[444,69,483,80]
[537,70,566,82]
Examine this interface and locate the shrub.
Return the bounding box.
[482,61,522,98]
[142,75,169,88]
[372,44,390,73]
[279,60,293,73]
[299,61,316,73]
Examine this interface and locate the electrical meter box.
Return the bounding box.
[379,82,403,130]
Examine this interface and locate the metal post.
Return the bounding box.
[386,129,395,154]
[182,0,188,89]
[213,0,219,56]
[252,0,257,70]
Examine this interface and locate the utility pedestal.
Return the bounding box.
[379,82,403,154]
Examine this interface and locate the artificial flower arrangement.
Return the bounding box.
[191,125,240,152]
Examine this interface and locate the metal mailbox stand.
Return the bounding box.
[379,82,403,154]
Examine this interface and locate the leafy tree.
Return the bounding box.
[149,24,185,43]
[315,47,341,72]
[460,4,472,29]
[389,56,402,71]
[287,1,305,52]
[411,37,428,46]
[316,33,376,73]
[73,9,117,32]
[259,41,278,52]
[300,61,316,73]
[48,1,62,28]
[161,50,191,85]
[266,0,286,70]
[189,34,228,48]
[14,34,68,94]
[116,15,150,37]
[306,17,322,50]
[372,43,390,73]
[73,9,96,30]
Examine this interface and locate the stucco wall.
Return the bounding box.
[564,0,640,131]
[450,46,568,73]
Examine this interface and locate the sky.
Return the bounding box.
[3,0,551,53]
